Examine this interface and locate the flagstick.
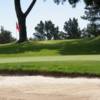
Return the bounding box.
[15,23,16,38]
[16,22,20,41]
[15,23,17,40]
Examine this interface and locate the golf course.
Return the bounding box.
[1,0,100,99]
[0,37,100,77]
[0,38,100,100]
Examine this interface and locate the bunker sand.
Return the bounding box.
[0,76,100,100]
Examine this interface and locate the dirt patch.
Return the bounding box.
[0,76,100,100]
[0,70,100,78]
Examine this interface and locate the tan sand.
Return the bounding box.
[0,76,100,100]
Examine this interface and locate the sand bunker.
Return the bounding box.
[0,76,100,100]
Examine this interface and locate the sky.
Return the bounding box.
[0,0,88,39]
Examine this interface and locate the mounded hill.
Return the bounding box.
[0,37,100,57]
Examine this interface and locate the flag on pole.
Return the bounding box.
[16,22,20,32]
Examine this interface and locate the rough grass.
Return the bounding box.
[0,61,100,77]
[0,37,100,57]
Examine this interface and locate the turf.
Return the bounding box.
[0,55,100,63]
[0,37,100,77]
[0,37,100,57]
[0,61,100,77]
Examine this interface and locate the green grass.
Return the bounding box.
[0,37,100,57]
[0,37,100,77]
[0,55,100,63]
[0,61,100,77]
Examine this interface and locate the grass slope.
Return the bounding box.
[0,37,100,57]
[0,61,100,77]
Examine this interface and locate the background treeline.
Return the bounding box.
[33,18,80,40]
[33,18,100,41]
[33,5,100,40]
[0,3,100,43]
[0,26,16,44]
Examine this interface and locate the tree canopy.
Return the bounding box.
[14,0,100,42]
[34,20,60,40]
[64,18,81,38]
[54,0,100,7]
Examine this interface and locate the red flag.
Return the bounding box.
[16,22,20,32]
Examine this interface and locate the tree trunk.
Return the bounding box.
[14,0,37,43]
[18,16,27,42]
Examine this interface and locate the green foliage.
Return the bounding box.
[0,37,100,57]
[53,0,66,4]
[83,0,100,7]
[82,4,100,37]
[34,21,45,40]
[82,6,100,22]
[53,0,79,7]
[53,0,100,7]
[0,61,100,76]
[64,18,81,39]
[34,19,82,40]
[86,24,99,37]
[14,0,100,43]
[0,26,16,44]
[34,20,60,40]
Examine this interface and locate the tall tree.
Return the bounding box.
[44,21,59,40]
[14,0,80,43]
[64,18,81,38]
[66,0,100,6]
[14,0,100,42]
[34,20,60,40]
[0,26,16,44]
[81,3,100,36]
[34,21,45,40]
[81,0,100,37]
[14,0,36,42]
[83,0,100,7]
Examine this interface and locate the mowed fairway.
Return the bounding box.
[0,55,100,63]
[0,55,100,77]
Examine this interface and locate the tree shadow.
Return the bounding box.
[0,38,100,55]
[0,41,61,54]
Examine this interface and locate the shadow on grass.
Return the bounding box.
[0,37,100,55]
[0,69,100,78]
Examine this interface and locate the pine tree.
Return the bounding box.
[64,18,81,38]
[81,4,100,36]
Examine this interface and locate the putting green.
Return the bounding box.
[0,55,100,63]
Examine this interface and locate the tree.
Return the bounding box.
[81,4,100,36]
[44,21,59,40]
[66,0,100,7]
[14,0,100,42]
[0,26,16,44]
[14,0,81,43]
[52,26,60,40]
[34,21,45,40]
[83,0,100,7]
[33,20,60,40]
[63,18,81,38]
[14,0,36,42]
[58,31,68,39]
[87,24,99,37]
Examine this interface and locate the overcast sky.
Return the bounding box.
[0,0,88,39]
